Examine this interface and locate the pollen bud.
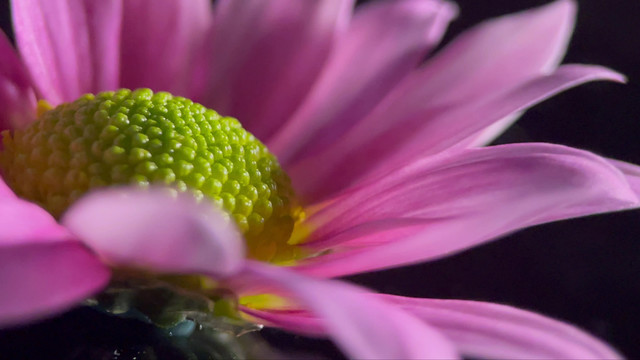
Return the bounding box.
[0,89,299,261]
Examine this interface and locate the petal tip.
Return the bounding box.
[609,70,628,84]
[439,0,460,20]
[549,0,578,18]
[63,187,246,277]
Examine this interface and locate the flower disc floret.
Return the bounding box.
[0,88,299,261]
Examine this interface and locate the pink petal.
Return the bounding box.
[62,187,245,277]
[456,112,524,149]
[119,0,214,98]
[0,240,109,328]
[240,307,326,337]
[0,177,17,199]
[232,262,459,359]
[378,65,624,172]
[0,31,37,131]
[203,0,353,141]
[607,158,640,196]
[294,143,638,277]
[280,0,576,164]
[11,0,123,104]
[285,0,607,201]
[380,295,622,359]
[394,0,577,108]
[0,190,107,328]
[291,64,624,201]
[270,0,458,163]
[0,191,69,245]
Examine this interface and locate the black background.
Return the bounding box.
[1,0,639,358]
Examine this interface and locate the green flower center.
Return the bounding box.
[0,89,302,262]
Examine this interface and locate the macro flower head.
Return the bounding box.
[1,0,639,358]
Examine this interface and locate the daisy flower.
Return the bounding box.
[1,0,638,358]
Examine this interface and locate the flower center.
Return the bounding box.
[0,88,302,262]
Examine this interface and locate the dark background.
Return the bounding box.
[1,0,639,358]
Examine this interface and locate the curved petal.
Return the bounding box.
[271,0,458,162]
[12,0,123,104]
[0,191,69,245]
[461,112,523,148]
[240,306,326,337]
[291,64,625,201]
[0,240,109,328]
[376,65,626,176]
[0,177,17,199]
[0,32,37,131]
[0,181,108,328]
[607,158,640,196]
[393,0,576,108]
[380,295,622,359]
[232,262,459,359]
[293,143,639,277]
[119,0,214,98]
[203,0,353,141]
[280,0,577,164]
[62,187,245,277]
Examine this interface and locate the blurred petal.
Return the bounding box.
[0,191,69,245]
[119,0,214,98]
[204,0,353,141]
[233,262,459,359]
[291,65,624,201]
[12,0,123,104]
[381,295,622,359]
[240,307,326,337]
[0,189,107,328]
[294,143,638,277]
[607,158,640,196]
[0,241,109,328]
[0,177,17,198]
[271,0,457,162]
[62,188,245,277]
[0,32,37,131]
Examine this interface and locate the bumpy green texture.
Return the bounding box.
[0,89,300,261]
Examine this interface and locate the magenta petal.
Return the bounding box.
[203,0,353,141]
[11,0,123,104]
[291,64,624,201]
[395,0,577,108]
[378,65,625,171]
[284,0,611,201]
[119,0,213,98]
[270,0,458,163]
[240,307,326,337]
[0,241,109,328]
[0,32,37,131]
[0,184,107,327]
[380,295,622,359]
[234,262,459,359]
[278,0,575,165]
[607,158,640,196]
[294,143,638,277]
[459,112,524,148]
[0,193,69,245]
[62,188,245,277]
[0,177,17,199]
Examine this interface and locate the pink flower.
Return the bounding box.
[0,0,638,358]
